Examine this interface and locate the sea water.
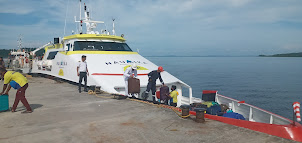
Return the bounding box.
[146,56,302,120]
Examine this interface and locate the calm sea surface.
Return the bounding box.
[146,56,302,119]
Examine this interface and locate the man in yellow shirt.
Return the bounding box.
[0,68,32,113]
[169,85,178,107]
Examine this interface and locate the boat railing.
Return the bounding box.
[216,94,292,125]
[180,96,201,105]
[179,93,292,125]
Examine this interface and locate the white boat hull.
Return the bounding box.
[31,51,192,106]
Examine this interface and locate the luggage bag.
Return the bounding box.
[220,104,229,113]
[206,105,222,115]
[0,95,9,112]
[128,78,140,94]
[223,112,246,120]
[160,86,170,100]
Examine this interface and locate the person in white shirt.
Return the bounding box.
[77,55,89,93]
[123,63,138,97]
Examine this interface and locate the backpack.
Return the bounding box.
[206,105,222,115]
[222,112,246,120]
[10,81,21,90]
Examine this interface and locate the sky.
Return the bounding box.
[0,0,302,56]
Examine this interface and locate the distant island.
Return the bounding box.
[259,52,302,57]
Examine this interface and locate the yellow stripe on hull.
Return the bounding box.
[59,51,138,55]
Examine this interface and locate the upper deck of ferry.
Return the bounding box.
[63,34,126,42]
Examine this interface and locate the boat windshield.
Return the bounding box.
[73,41,132,51]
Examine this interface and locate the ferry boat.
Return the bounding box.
[31,0,192,103]
[29,0,301,142]
[7,35,31,73]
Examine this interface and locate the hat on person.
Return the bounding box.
[132,63,137,70]
[158,66,164,72]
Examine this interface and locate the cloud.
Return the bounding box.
[281,44,302,53]
[229,0,251,7]
[0,0,302,56]
[0,0,35,14]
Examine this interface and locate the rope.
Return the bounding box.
[129,98,191,118]
[172,108,191,118]
[87,91,191,118]
[88,90,112,99]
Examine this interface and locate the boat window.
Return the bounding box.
[47,51,58,60]
[73,41,132,51]
[66,44,70,51]
[35,48,45,57]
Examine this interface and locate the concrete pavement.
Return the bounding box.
[0,77,296,143]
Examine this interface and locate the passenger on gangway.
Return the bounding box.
[169,85,178,107]
[123,64,138,98]
[144,66,164,104]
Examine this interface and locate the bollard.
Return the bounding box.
[180,105,190,118]
[194,108,206,123]
[90,85,96,91]
[94,86,102,94]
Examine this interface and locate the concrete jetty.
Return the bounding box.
[0,77,295,143]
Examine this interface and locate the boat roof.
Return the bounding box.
[45,43,62,51]
[10,52,26,55]
[63,34,126,42]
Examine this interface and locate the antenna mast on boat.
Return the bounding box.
[75,0,104,34]
[17,34,22,50]
[63,0,70,36]
[112,18,116,35]
[79,0,82,34]
[79,0,82,21]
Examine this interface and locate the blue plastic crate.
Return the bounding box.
[0,95,9,112]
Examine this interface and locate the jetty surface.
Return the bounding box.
[0,77,295,143]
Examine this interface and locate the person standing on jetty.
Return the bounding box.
[144,66,164,103]
[0,68,32,113]
[77,55,89,93]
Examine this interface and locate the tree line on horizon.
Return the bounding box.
[259,52,302,57]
